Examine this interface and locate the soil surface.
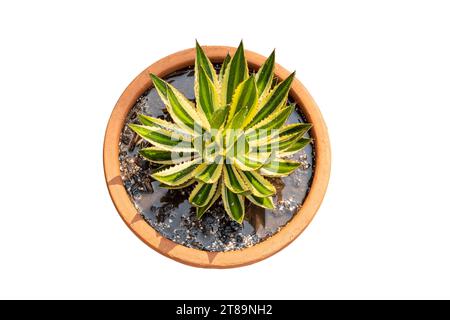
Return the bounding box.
[119,67,315,251]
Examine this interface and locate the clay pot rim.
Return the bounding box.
[103,46,331,268]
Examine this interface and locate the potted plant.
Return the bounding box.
[103,41,331,268]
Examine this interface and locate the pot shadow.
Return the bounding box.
[108,175,122,186]
[130,213,143,225]
[157,237,178,254]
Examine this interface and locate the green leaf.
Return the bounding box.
[210,106,229,129]
[227,76,257,126]
[224,134,247,163]
[196,181,222,219]
[247,194,275,210]
[252,123,312,153]
[152,164,171,174]
[150,73,168,104]
[251,123,311,152]
[224,107,248,155]
[247,72,296,128]
[203,140,222,162]
[151,158,201,186]
[259,158,301,177]
[189,181,218,207]
[253,138,297,154]
[139,147,197,164]
[222,41,249,105]
[196,66,219,123]
[128,124,194,152]
[233,151,271,171]
[279,123,312,138]
[138,114,192,136]
[222,183,245,223]
[219,53,231,82]
[166,85,206,132]
[150,74,209,133]
[195,41,217,83]
[248,130,300,151]
[277,138,311,157]
[223,164,250,194]
[255,50,275,98]
[239,170,276,197]
[227,106,248,130]
[195,158,223,183]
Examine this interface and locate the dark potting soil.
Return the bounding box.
[119,66,315,252]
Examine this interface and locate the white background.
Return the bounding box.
[1,0,449,299]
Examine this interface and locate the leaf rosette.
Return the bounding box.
[129,41,312,223]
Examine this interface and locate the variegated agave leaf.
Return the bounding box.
[129,41,313,223]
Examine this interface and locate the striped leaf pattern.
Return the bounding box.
[128,41,312,223]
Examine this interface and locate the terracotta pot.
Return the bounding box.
[103,46,331,268]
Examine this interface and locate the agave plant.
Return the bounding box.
[129,41,312,223]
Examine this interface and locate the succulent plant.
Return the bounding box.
[129,41,312,223]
